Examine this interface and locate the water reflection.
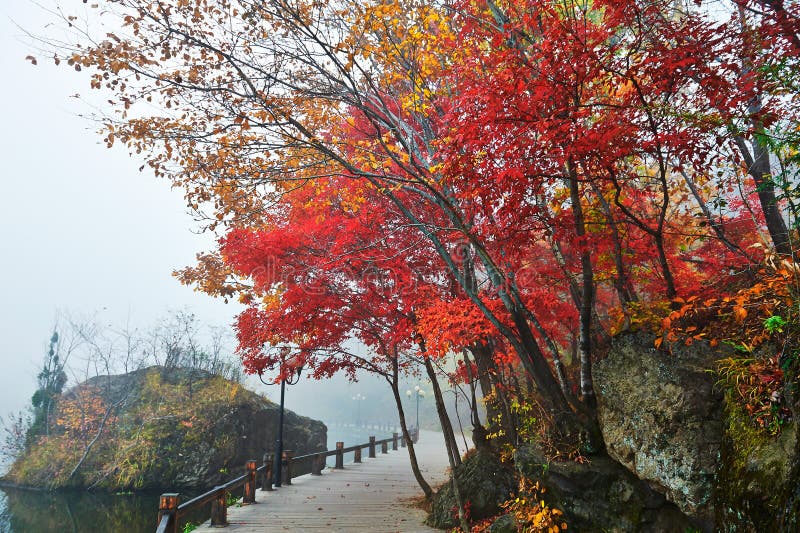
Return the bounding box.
[0,488,156,532]
[0,425,397,532]
[0,490,11,532]
[0,487,211,533]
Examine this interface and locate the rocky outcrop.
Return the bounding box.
[593,332,724,528]
[594,332,800,531]
[427,450,517,529]
[514,444,692,532]
[715,390,800,531]
[3,367,326,491]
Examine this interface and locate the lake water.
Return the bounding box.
[0,423,401,532]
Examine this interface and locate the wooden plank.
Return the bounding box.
[192,430,456,532]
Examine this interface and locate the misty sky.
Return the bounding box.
[0,2,244,417]
[0,3,426,430]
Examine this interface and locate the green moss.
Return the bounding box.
[4,368,276,491]
[722,391,770,473]
[716,389,798,530]
[427,451,517,529]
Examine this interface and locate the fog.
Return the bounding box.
[0,3,241,419]
[0,3,444,441]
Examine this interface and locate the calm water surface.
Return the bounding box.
[0,424,399,532]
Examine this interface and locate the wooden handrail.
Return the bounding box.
[156,513,172,533]
[154,428,418,531]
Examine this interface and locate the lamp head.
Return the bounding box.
[279,345,291,359]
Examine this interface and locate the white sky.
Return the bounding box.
[0,2,432,438]
[0,2,242,416]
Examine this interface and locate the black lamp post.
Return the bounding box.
[406,385,425,432]
[260,346,303,488]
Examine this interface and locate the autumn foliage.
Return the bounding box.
[5,368,261,491]
[36,0,800,515]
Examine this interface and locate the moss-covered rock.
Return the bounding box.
[595,332,800,531]
[593,332,723,528]
[427,450,516,529]
[515,444,693,532]
[715,392,800,531]
[488,513,517,533]
[2,367,326,491]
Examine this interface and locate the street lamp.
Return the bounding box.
[406,385,425,433]
[260,345,303,488]
[352,393,366,427]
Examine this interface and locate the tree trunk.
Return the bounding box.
[462,349,491,453]
[590,182,638,307]
[387,193,573,418]
[469,342,500,424]
[423,356,462,468]
[734,7,791,256]
[567,166,597,408]
[680,169,755,260]
[735,132,791,255]
[390,380,432,499]
[424,356,469,533]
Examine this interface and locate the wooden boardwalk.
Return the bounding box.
[194,430,455,532]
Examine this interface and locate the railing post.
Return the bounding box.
[157,493,179,533]
[381,441,388,454]
[244,460,257,504]
[311,453,323,475]
[210,487,228,527]
[335,441,344,469]
[283,450,294,485]
[392,432,398,450]
[354,446,362,463]
[401,433,407,448]
[369,436,376,458]
[262,453,273,491]
[413,427,419,443]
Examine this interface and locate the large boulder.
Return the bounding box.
[427,450,517,529]
[3,366,326,491]
[515,444,693,532]
[715,390,800,531]
[593,332,723,528]
[594,332,800,531]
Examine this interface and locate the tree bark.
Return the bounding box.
[590,182,639,307]
[422,357,469,532]
[735,133,791,255]
[567,165,597,408]
[389,377,432,499]
[423,355,462,468]
[462,348,491,453]
[734,7,791,256]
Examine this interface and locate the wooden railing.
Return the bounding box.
[155,427,419,532]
